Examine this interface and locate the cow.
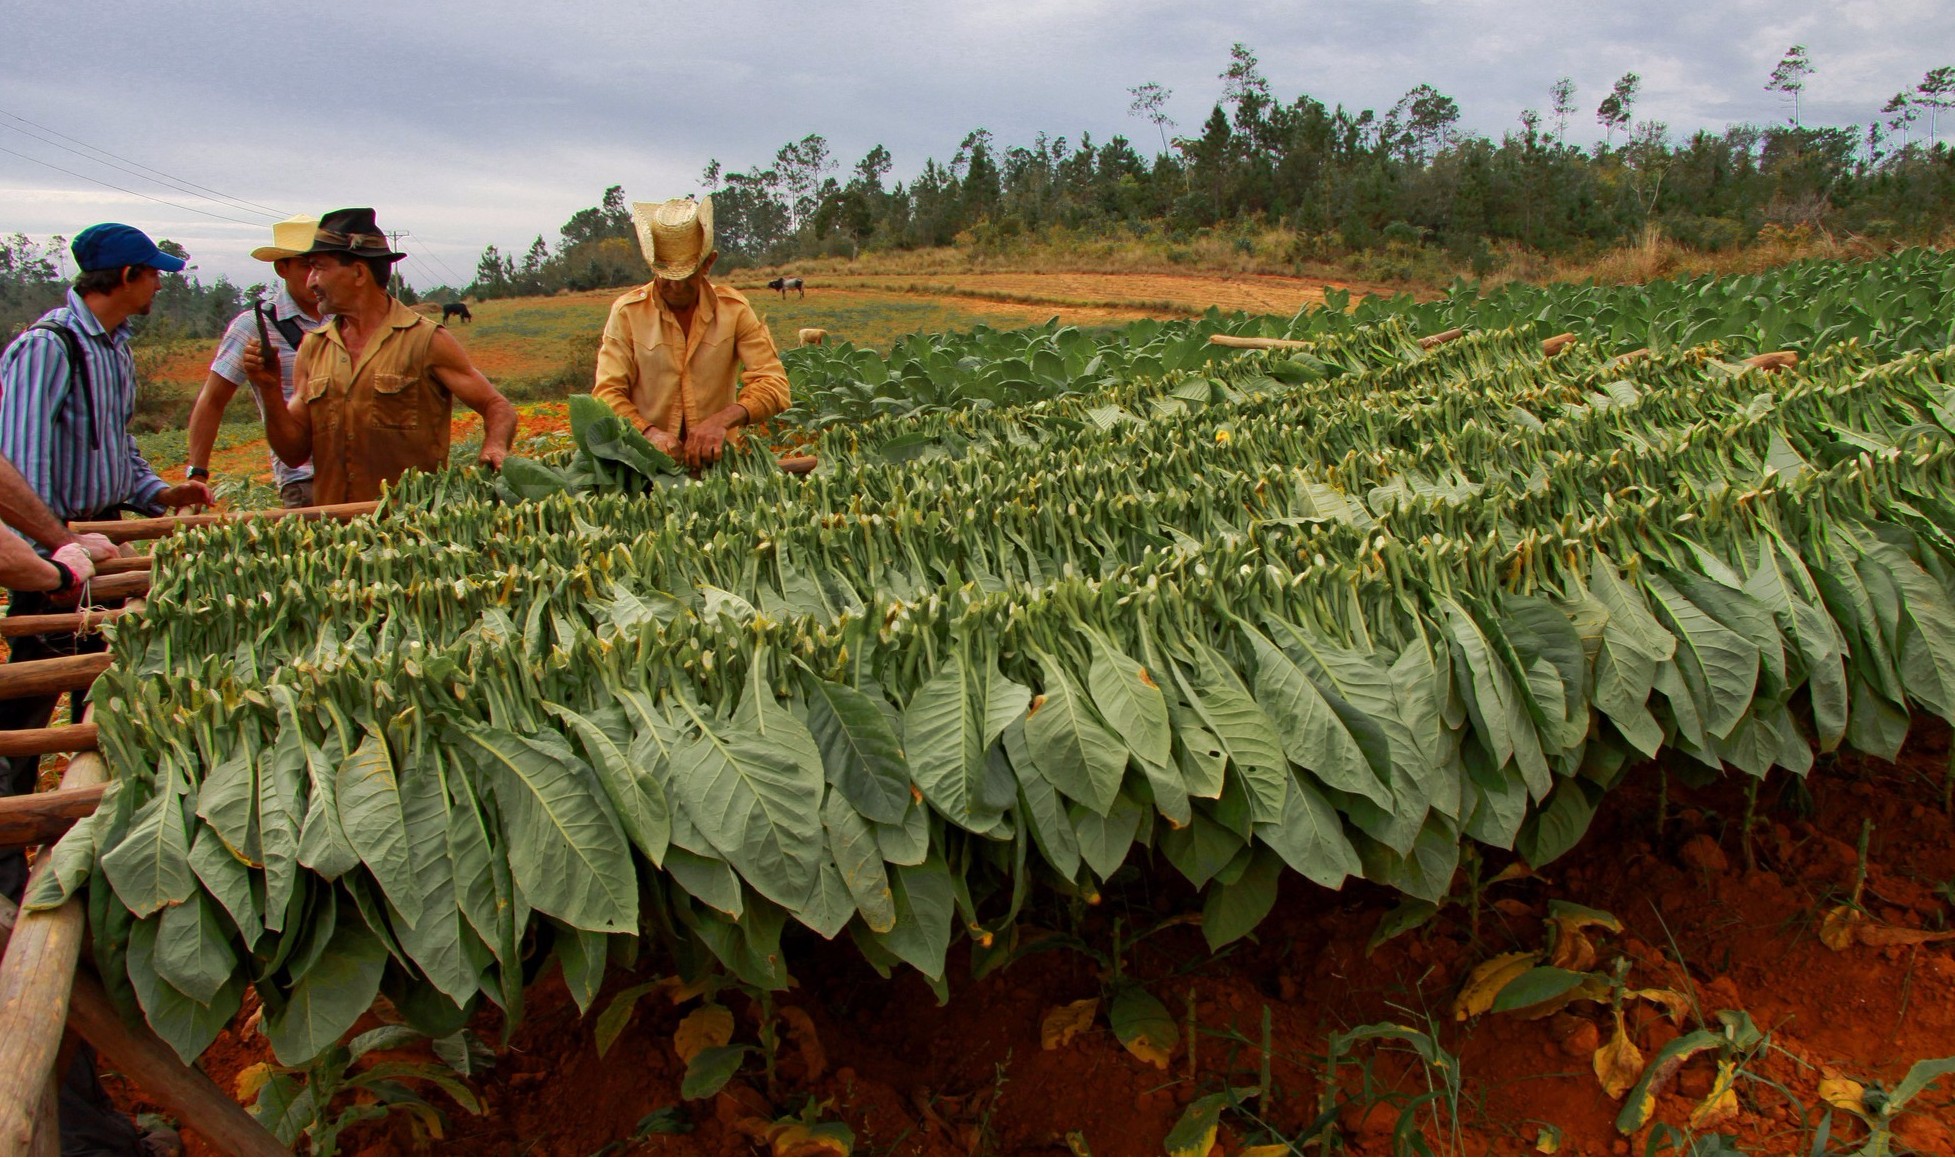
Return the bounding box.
[766,277,806,299]
[442,301,473,324]
[798,328,828,346]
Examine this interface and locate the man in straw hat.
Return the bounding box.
[591,196,789,470]
[242,208,517,504]
[186,214,328,507]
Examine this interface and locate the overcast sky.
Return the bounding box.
[2,0,1948,289]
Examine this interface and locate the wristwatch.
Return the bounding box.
[186,466,210,480]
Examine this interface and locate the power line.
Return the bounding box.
[0,118,282,223]
[0,143,273,228]
[0,108,288,219]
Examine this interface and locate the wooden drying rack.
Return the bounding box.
[0,500,376,1156]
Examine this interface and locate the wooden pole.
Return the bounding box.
[1416,327,1466,349]
[1540,332,1578,357]
[778,456,818,476]
[0,610,128,640]
[0,898,289,1157]
[0,782,103,848]
[70,500,379,544]
[81,573,148,602]
[0,653,111,702]
[0,724,98,760]
[1743,351,1799,372]
[0,713,108,1153]
[90,557,148,576]
[1206,334,1316,351]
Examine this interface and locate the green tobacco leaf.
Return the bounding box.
[1109,985,1178,1068]
[1004,717,1082,880]
[295,718,360,880]
[187,824,261,943]
[680,1044,752,1100]
[823,789,895,933]
[669,693,825,911]
[335,728,423,929]
[904,651,1012,833]
[22,813,97,912]
[100,789,196,919]
[1645,572,1759,741]
[870,855,955,980]
[154,889,237,1004]
[1202,846,1281,950]
[1024,653,1126,816]
[1178,640,1289,823]
[551,701,672,867]
[258,722,305,932]
[1163,1088,1259,1157]
[263,918,388,1066]
[1254,775,1360,889]
[1070,794,1144,879]
[458,724,638,934]
[1242,624,1390,809]
[594,982,659,1059]
[393,750,477,1005]
[555,925,609,1014]
[802,676,913,824]
[1087,632,1172,769]
[1491,966,1590,1012]
[126,915,242,1065]
[195,738,259,864]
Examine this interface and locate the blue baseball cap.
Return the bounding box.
[70,223,186,273]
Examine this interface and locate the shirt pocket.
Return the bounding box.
[369,372,421,430]
[303,372,333,403]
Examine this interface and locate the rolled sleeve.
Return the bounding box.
[591,305,645,427]
[731,307,790,424]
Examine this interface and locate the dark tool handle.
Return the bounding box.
[252,301,280,376]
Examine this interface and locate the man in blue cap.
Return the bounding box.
[0,223,195,1152]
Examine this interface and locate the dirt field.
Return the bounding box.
[120,722,1955,1156]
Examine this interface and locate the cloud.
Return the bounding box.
[2,0,1948,285]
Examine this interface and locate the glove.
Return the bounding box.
[73,533,118,563]
[51,542,96,587]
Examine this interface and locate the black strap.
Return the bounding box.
[24,321,99,451]
[268,308,306,352]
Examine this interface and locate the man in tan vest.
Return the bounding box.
[591,197,789,470]
[241,208,516,503]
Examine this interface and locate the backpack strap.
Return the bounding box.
[273,314,307,352]
[24,321,100,451]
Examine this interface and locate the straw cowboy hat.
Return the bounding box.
[250,214,321,262]
[631,196,714,280]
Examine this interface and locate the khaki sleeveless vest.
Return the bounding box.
[297,300,451,504]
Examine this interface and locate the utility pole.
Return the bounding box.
[387,230,410,298]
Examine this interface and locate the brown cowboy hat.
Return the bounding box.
[301,208,404,261]
[631,197,714,280]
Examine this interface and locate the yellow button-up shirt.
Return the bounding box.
[591,280,789,436]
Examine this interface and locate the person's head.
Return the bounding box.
[251,215,322,308]
[632,197,716,307]
[304,252,396,314]
[296,208,402,312]
[69,223,183,316]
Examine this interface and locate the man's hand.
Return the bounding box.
[51,542,96,588]
[682,404,749,472]
[477,444,507,471]
[157,482,214,512]
[640,423,681,459]
[72,532,117,562]
[240,338,281,395]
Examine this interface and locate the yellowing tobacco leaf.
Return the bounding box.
[1688,1060,1740,1130]
[1818,1076,1866,1114]
[1041,997,1099,1050]
[656,973,710,1004]
[234,1061,275,1102]
[779,1006,827,1081]
[1453,951,1540,1021]
[1593,1013,1644,1100]
[1853,924,1955,947]
[1238,1147,1292,1156]
[1534,1124,1562,1154]
[1109,986,1178,1069]
[1819,905,1860,950]
[767,1122,853,1157]
[1627,988,1692,1023]
[674,1003,734,1064]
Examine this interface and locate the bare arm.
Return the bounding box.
[243,338,313,466]
[186,369,240,474]
[427,329,517,469]
[0,530,71,592]
[0,454,77,552]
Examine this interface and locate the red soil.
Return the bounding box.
[118,724,1955,1157]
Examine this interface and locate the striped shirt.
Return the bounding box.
[0,289,169,520]
[210,282,323,487]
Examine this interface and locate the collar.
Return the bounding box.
[267,280,326,327]
[321,296,422,348]
[62,288,125,342]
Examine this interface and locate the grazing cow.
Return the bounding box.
[442,301,473,323]
[766,276,806,299]
[798,328,828,346]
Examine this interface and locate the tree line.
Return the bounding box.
[469,45,1955,298]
